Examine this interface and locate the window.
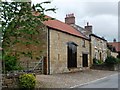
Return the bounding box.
[82,39,85,47]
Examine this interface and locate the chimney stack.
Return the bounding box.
[65,13,75,25]
[113,38,116,42]
[84,22,92,36]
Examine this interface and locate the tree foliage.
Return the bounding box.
[1,1,56,72]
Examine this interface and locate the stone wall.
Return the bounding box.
[91,64,120,71]
[2,72,36,89]
[2,74,19,88]
[49,29,90,74]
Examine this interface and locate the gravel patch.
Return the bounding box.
[36,69,117,88]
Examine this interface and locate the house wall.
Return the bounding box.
[111,52,118,58]
[91,36,107,64]
[49,29,90,74]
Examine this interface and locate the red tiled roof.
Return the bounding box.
[108,42,120,52]
[44,16,87,39]
[32,11,88,39]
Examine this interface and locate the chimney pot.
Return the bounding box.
[113,38,116,42]
[87,22,89,26]
[65,13,75,25]
[84,22,92,36]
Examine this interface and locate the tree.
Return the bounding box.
[1,1,56,72]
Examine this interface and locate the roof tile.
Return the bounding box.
[32,12,88,39]
[44,17,87,39]
[108,42,120,52]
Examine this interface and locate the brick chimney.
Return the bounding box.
[84,22,92,36]
[65,13,75,25]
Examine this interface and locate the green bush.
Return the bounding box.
[116,58,120,63]
[93,58,97,64]
[19,73,36,89]
[97,60,103,64]
[93,58,103,65]
[3,54,21,71]
[105,56,118,64]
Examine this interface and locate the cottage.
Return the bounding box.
[44,14,90,74]
[64,14,108,65]
[44,14,110,74]
[89,34,107,64]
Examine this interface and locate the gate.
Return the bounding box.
[19,56,45,74]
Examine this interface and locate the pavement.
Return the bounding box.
[36,69,118,88]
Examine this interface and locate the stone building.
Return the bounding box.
[64,13,108,65]
[44,14,90,74]
[43,13,108,74]
[89,34,107,64]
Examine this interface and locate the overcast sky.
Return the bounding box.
[4,0,119,42]
[32,0,119,42]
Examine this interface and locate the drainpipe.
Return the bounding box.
[47,27,50,75]
[89,36,92,66]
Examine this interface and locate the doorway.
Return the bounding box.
[67,42,77,68]
[82,54,88,67]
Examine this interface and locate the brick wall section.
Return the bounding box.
[3,25,47,71]
[49,29,90,74]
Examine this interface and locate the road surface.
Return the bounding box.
[76,73,119,88]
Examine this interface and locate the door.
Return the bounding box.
[67,42,77,68]
[43,57,47,74]
[82,54,88,67]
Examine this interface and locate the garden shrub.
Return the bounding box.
[93,58,97,64]
[105,56,118,64]
[116,58,120,63]
[97,60,103,64]
[19,73,36,89]
[3,54,21,72]
[93,58,103,65]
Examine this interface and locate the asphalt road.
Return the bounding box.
[76,73,119,88]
